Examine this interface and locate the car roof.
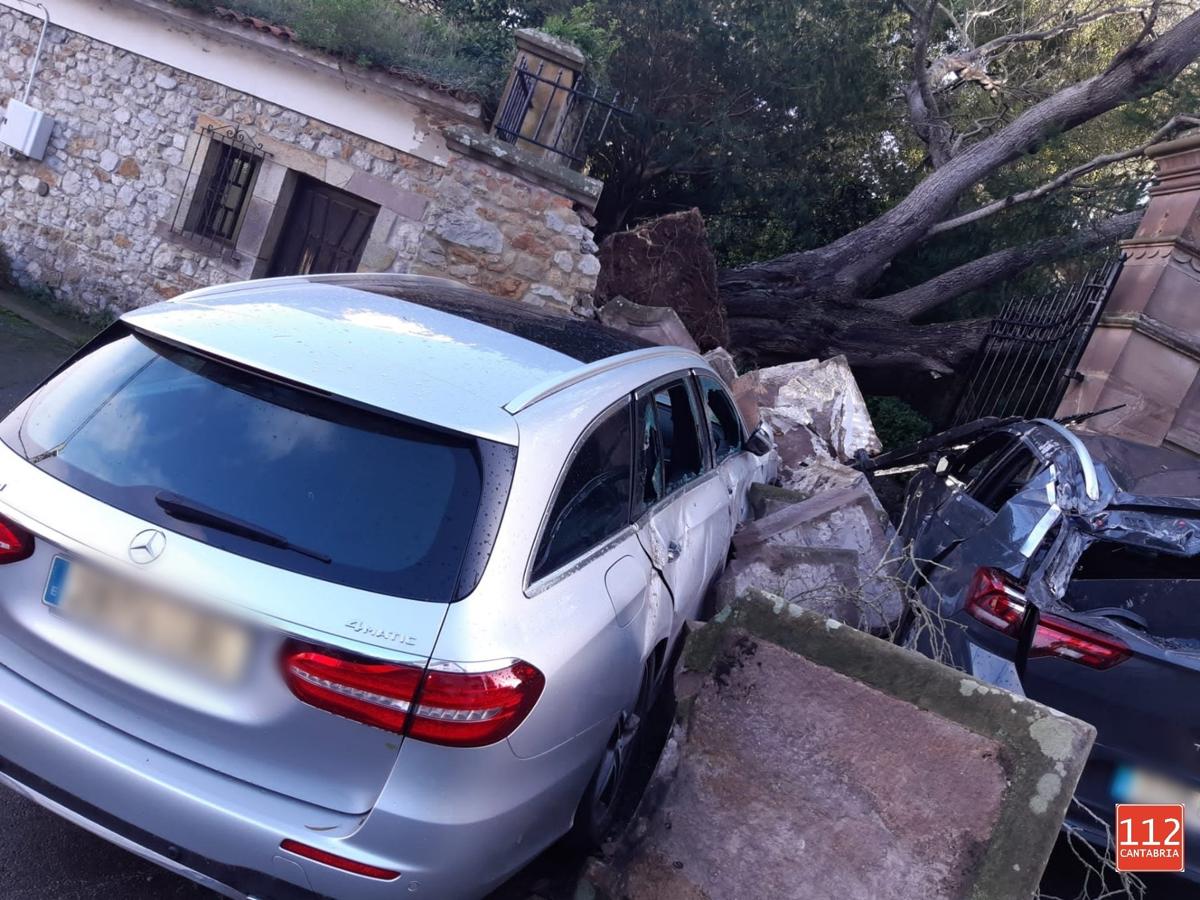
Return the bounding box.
[1077,431,1200,498]
[121,276,675,445]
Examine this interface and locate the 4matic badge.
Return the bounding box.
[345,620,418,647]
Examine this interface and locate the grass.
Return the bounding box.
[171,0,505,99]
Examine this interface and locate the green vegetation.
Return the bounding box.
[865,397,931,451]
[172,0,507,97]
[173,1,622,102]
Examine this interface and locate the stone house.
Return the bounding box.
[0,0,605,317]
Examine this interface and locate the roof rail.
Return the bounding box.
[169,272,472,304]
[504,346,701,414]
[296,272,471,292]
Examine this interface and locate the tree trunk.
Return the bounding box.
[720,210,1140,414]
[720,269,987,418]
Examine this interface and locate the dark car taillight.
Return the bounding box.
[965,567,1130,670]
[0,513,34,564]
[282,643,544,747]
[964,567,1026,637]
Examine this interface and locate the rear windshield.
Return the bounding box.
[2,332,497,601]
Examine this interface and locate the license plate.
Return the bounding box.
[44,556,250,683]
[1113,766,1200,833]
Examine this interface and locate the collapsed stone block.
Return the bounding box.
[718,482,903,631]
[597,296,700,353]
[701,346,738,386]
[735,355,882,465]
[584,593,1096,900]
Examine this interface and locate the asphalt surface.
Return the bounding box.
[0,306,1194,900]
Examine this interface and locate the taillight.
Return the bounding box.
[0,513,34,564]
[965,567,1129,669]
[279,839,399,880]
[1029,614,1131,670]
[282,644,544,748]
[964,567,1026,637]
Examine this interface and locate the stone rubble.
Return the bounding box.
[596,296,701,352]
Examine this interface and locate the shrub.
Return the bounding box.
[865,395,931,451]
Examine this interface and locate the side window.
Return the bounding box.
[948,433,1014,486]
[969,446,1043,512]
[531,401,633,581]
[636,380,705,512]
[698,374,743,462]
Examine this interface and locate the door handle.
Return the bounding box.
[667,541,682,562]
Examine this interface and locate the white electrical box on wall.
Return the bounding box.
[0,99,55,161]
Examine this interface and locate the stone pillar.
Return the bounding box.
[491,29,585,162]
[1057,133,1200,453]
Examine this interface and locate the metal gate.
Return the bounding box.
[951,257,1123,425]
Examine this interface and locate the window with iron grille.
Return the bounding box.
[184,139,260,244]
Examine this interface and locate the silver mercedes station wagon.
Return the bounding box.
[0,273,773,899]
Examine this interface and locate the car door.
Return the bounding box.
[633,375,729,625]
[907,431,1022,564]
[915,433,1050,608]
[508,397,666,756]
[695,371,756,538]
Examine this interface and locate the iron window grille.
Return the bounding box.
[494,57,633,169]
[171,124,269,249]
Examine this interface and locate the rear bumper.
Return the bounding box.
[0,661,604,899]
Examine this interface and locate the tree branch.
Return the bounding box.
[803,9,1200,294]
[928,113,1200,236]
[872,210,1141,319]
[976,3,1156,56]
[906,0,955,167]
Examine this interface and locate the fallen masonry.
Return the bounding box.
[582,591,1096,900]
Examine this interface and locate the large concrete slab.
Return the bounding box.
[586,591,1096,900]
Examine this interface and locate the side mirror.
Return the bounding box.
[746,425,772,456]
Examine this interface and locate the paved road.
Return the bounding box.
[0,308,1193,900]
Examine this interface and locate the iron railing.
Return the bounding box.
[951,257,1123,425]
[171,123,270,251]
[494,57,633,168]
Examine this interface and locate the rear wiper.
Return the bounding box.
[154,491,332,564]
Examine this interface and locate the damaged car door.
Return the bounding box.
[907,430,1051,597]
[633,377,728,625]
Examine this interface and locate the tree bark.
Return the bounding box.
[721,210,1140,410]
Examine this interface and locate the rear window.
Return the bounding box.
[2,332,503,601]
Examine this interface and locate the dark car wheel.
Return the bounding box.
[565,660,658,850]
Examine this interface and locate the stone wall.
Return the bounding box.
[0,5,600,317]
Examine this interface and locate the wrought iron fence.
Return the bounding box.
[170,123,270,252]
[494,57,633,168]
[951,257,1123,425]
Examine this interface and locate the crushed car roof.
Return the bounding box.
[1077,432,1200,499]
[121,280,646,444]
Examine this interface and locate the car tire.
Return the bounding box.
[564,659,657,850]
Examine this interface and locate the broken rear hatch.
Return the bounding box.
[0,327,512,814]
[968,432,1200,828]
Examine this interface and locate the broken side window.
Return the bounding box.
[697,374,743,463]
[968,446,1044,513]
[649,382,705,493]
[950,432,1015,487]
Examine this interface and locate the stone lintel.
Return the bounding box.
[443,124,604,211]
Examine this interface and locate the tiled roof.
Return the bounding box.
[213,7,296,42]
[208,6,480,103]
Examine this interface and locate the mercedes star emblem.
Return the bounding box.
[129,529,167,564]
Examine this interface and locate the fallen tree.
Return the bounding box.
[712,4,1200,395]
